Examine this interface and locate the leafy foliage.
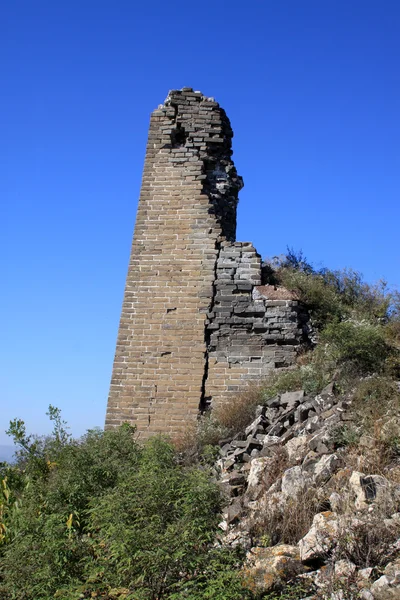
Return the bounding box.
[268,248,393,329]
[0,413,251,600]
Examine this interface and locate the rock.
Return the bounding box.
[358,567,373,582]
[268,421,285,437]
[229,471,247,486]
[308,453,343,486]
[255,405,266,417]
[281,466,311,497]
[224,500,242,525]
[266,395,281,409]
[242,545,308,593]
[245,414,267,437]
[384,558,400,585]
[218,519,228,531]
[280,390,305,408]
[359,590,375,600]
[298,400,315,422]
[298,511,339,562]
[223,457,235,469]
[220,442,232,456]
[329,492,342,512]
[246,456,275,498]
[285,435,309,463]
[279,429,295,444]
[370,574,399,599]
[262,435,281,447]
[359,434,376,449]
[223,526,252,550]
[231,439,249,448]
[349,471,392,510]
[308,429,333,454]
[320,382,335,397]
[302,450,320,469]
[334,559,356,578]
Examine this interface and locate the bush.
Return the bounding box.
[0,412,253,600]
[267,249,393,329]
[261,361,329,400]
[331,424,361,449]
[335,516,400,568]
[352,376,400,425]
[321,320,392,375]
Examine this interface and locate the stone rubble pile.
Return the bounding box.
[217,383,343,473]
[214,385,400,599]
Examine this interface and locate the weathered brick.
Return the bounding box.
[106,89,310,438]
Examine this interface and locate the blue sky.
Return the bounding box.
[2,1,400,443]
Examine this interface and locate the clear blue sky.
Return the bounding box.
[2,1,400,443]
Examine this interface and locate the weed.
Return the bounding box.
[332,424,361,449]
[251,488,319,546]
[213,384,264,436]
[321,321,391,375]
[334,516,400,568]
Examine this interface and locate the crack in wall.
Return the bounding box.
[199,240,222,415]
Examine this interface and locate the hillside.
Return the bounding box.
[1,252,400,599]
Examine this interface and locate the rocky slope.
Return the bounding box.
[215,383,400,599]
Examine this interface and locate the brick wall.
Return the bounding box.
[105,88,243,438]
[105,88,308,439]
[204,242,309,407]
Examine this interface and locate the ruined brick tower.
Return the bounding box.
[106,88,307,438]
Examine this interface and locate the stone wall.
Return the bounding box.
[204,242,309,408]
[105,88,309,439]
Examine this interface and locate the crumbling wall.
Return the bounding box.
[204,242,309,408]
[106,88,308,439]
[105,88,242,438]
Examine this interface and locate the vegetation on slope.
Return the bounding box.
[187,249,400,447]
[0,413,251,600]
[1,250,400,599]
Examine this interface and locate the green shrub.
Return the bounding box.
[278,267,344,328]
[268,249,393,329]
[321,320,391,375]
[352,376,400,427]
[260,362,329,400]
[0,412,252,600]
[332,424,361,448]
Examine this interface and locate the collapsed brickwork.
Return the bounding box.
[106,88,309,438]
[204,242,309,408]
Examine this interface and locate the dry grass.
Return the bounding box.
[344,442,400,485]
[335,516,400,568]
[172,414,230,465]
[250,488,320,546]
[213,383,264,435]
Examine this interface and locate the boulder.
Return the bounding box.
[384,558,400,585]
[223,500,242,525]
[242,545,308,593]
[308,428,332,454]
[281,466,311,497]
[349,471,392,511]
[370,574,400,599]
[307,453,343,486]
[359,590,375,600]
[280,390,305,409]
[298,511,339,562]
[334,559,356,579]
[284,435,309,463]
[246,456,276,500]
